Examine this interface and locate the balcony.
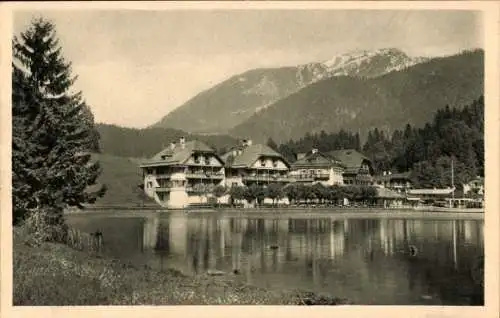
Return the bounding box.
[292,173,330,181]
[314,173,330,180]
[185,171,225,179]
[242,174,292,182]
[155,186,173,192]
[153,174,172,179]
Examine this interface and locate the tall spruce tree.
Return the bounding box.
[12,18,106,226]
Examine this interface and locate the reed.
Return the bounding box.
[53,227,104,254]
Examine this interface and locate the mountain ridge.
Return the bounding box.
[229,49,484,144]
[151,47,430,133]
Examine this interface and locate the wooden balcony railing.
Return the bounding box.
[185,171,225,179]
[242,175,292,182]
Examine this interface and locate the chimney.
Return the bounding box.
[311,148,318,154]
[170,142,176,150]
[179,137,185,149]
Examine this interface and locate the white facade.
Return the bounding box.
[250,158,289,170]
[140,139,226,209]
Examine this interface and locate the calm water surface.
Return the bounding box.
[67,210,484,305]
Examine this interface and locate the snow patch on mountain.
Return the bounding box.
[320,48,429,78]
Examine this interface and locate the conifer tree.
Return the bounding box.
[12,18,106,227]
[266,137,278,151]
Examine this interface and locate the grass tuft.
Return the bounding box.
[13,229,350,305]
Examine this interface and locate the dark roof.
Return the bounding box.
[223,144,289,168]
[140,140,221,167]
[374,171,412,182]
[327,149,371,174]
[291,151,344,169]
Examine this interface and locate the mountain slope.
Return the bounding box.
[96,124,239,158]
[151,67,303,134]
[152,48,427,134]
[90,153,156,206]
[229,49,484,144]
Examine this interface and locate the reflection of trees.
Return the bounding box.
[374,218,484,304]
[142,214,483,304]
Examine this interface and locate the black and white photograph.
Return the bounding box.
[1,1,499,316]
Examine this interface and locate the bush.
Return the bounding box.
[16,209,67,247]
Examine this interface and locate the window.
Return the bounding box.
[194,155,200,164]
[260,159,266,167]
[272,160,278,168]
[205,157,211,165]
[147,181,153,188]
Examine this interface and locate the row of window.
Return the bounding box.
[193,155,212,165]
[148,180,187,188]
[259,159,279,168]
[344,179,372,186]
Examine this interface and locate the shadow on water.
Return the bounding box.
[66,211,484,305]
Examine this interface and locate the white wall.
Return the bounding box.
[263,197,290,205]
[329,167,344,185]
[225,176,244,187]
[185,153,223,167]
[144,174,159,197]
[251,157,288,170]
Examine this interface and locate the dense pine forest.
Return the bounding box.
[96,124,239,158]
[275,96,484,189]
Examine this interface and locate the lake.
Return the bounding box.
[66,210,484,305]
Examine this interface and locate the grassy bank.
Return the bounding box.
[13,229,350,306]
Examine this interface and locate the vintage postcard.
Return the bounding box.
[1,1,498,318]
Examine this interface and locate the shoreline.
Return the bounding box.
[65,206,485,220]
[13,229,349,305]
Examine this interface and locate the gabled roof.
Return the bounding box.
[223,144,289,168]
[291,151,344,169]
[327,149,372,174]
[140,140,220,167]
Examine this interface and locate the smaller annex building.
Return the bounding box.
[327,149,374,186]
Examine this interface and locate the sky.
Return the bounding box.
[13,9,483,129]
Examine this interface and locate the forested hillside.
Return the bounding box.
[96,124,239,158]
[276,96,484,188]
[230,50,484,143]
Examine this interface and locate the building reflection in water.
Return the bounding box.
[139,213,483,305]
